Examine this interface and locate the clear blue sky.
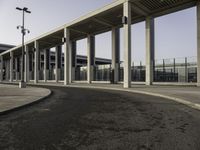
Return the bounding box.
[0,0,197,63]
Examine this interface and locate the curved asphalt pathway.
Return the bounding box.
[0,86,200,150]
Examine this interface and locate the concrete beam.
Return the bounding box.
[145,17,155,85]
[123,1,132,88]
[112,27,120,83]
[93,18,114,27]
[131,2,149,16]
[70,28,88,35]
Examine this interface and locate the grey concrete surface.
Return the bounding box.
[1,86,200,149]
[0,84,51,114]
[70,83,200,110]
[25,82,200,111]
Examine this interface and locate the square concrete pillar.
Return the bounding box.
[64,28,70,85]
[34,41,39,84]
[6,60,10,81]
[0,56,3,82]
[112,27,120,83]
[69,41,76,83]
[24,45,30,82]
[197,2,200,86]
[44,49,50,82]
[55,45,62,82]
[123,1,132,88]
[10,52,14,82]
[87,35,95,84]
[29,53,33,80]
[15,58,20,81]
[146,17,155,85]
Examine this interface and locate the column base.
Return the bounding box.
[146,81,153,86]
[123,82,131,88]
[19,81,26,88]
[197,82,200,87]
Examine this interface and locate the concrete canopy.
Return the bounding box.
[0,0,198,56]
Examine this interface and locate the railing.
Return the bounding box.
[1,56,198,83]
[75,66,87,81]
[119,56,197,83]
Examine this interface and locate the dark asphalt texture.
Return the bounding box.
[0,86,200,150]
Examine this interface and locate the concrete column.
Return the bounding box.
[87,35,95,83]
[64,28,70,85]
[112,27,120,83]
[34,41,39,84]
[55,45,62,82]
[29,53,33,80]
[197,2,200,86]
[24,45,30,82]
[69,41,76,83]
[15,58,20,81]
[145,17,155,85]
[44,49,50,82]
[6,60,10,81]
[0,56,3,82]
[10,52,14,82]
[123,1,132,88]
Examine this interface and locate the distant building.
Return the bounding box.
[0,44,15,53]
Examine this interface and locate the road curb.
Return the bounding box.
[0,88,52,116]
[3,82,200,112]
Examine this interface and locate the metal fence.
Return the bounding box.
[75,66,87,81]
[94,64,111,81]
[2,56,198,83]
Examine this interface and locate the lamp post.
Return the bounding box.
[16,7,31,88]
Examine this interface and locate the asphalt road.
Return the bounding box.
[0,86,200,150]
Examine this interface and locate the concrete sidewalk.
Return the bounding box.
[0,84,51,114]
[1,81,200,111]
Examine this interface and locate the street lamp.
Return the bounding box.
[16,7,31,88]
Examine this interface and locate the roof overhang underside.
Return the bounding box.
[1,0,197,57]
[69,0,197,41]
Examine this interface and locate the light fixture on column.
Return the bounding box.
[16,7,31,88]
[122,16,128,24]
[62,37,66,43]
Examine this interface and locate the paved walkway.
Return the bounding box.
[0,84,51,114]
[1,81,200,112]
